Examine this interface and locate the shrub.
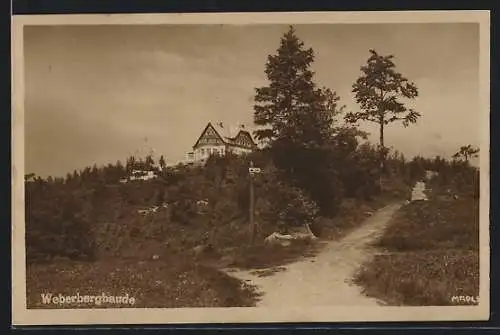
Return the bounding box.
[339,142,380,200]
[170,199,198,225]
[275,184,320,231]
[252,165,320,234]
[25,183,96,262]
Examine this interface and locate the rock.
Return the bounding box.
[193,245,204,254]
[288,224,318,240]
[138,206,159,215]
[193,244,214,257]
[279,240,292,247]
[152,254,160,260]
[196,199,209,213]
[264,232,293,247]
[264,232,294,247]
[292,232,316,242]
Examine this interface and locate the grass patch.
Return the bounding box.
[356,250,479,306]
[376,199,478,252]
[354,183,479,306]
[221,239,325,270]
[27,258,259,309]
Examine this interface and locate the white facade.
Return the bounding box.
[194,144,226,161]
[186,122,256,165]
[227,146,252,155]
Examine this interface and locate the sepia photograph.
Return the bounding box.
[12,11,490,325]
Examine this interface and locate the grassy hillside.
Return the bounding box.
[354,162,480,306]
[27,259,259,308]
[25,146,420,308]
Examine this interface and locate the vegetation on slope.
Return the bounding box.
[354,158,480,306]
[27,259,259,308]
[24,147,420,308]
[25,26,449,308]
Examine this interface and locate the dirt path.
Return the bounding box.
[226,203,403,307]
[411,181,428,201]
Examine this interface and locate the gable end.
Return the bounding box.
[192,123,227,149]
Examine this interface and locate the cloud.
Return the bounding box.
[24,23,480,177]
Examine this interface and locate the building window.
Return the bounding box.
[201,148,205,155]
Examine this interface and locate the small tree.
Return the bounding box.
[145,154,155,169]
[159,155,167,171]
[346,49,419,171]
[126,156,136,173]
[452,145,480,162]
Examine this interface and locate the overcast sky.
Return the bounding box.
[24,23,479,177]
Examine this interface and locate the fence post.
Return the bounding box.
[249,161,255,244]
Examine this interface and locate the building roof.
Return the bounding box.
[193,121,256,149]
[212,121,251,141]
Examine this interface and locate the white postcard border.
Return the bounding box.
[11,10,491,325]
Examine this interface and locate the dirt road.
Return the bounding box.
[226,203,403,307]
[411,181,428,201]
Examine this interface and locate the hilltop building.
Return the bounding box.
[185,122,258,165]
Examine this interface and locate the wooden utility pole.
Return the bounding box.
[249,161,255,244]
[248,161,261,244]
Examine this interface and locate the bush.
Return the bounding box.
[339,143,380,200]
[253,165,320,234]
[25,183,96,262]
[270,141,344,217]
[275,184,320,232]
[170,199,198,225]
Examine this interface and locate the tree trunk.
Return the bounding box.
[379,116,385,193]
[379,117,385,171]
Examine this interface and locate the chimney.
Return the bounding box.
[218,121,224,128]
